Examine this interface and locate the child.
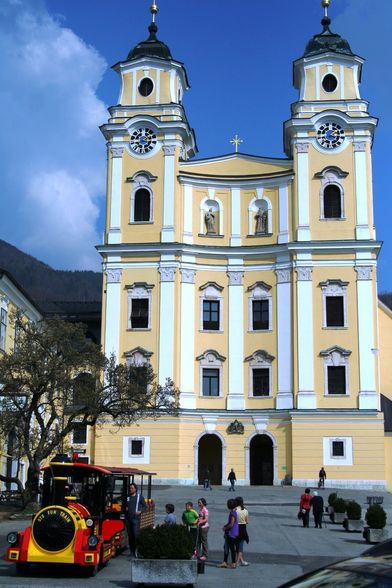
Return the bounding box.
[182,501,199,547]
[163,503,176,525]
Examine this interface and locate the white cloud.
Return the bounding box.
[0,0,108,270]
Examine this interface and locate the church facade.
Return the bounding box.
[94,2,389,489]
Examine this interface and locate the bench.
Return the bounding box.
[366,496,384,506]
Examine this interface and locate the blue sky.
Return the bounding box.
[1,0,391,291]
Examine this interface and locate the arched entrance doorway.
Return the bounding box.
[250,434,273,485]
[198,434,222,485]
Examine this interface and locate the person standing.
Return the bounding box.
[218,498,239,569]
[126,482,146,556]
[299,488,312,528]
[235,496,249,566]
[182,501,199,548]
[319,467,327,488]
[311,491,324,528]
[203,469,212,491]
[163,503,176,525]
[227,468,236,492]
[197,498,209,560]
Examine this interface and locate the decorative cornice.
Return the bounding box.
[355,266,372,281]
[275,269,291,284]
[159,267,176,282]
[181,269,196,284]
[296,267,313,281]
[227,271,244,286]
[106,269,122,283]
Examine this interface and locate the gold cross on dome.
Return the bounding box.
[230,134,243,153]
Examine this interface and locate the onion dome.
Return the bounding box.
[304,0,353,57]
[127,1,172,61]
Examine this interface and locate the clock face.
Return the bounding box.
[129,128,157,154]
[316,122,345,149]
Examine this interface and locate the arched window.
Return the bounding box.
[323,185,342,219]
[134,188,151,222]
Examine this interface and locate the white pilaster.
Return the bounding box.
[296,143,310,241]
[355,266,378,409]
[183,184,193,244]
[354,142,370,239]
[230,188,241,246]
[161,145,176,242]
[296,266,316,408]
[275,268,293,409]
[158,266,176,385]
[278,183,289,244]
[227,270,244,410]
[180,267,196,408]
[108,146,123,245]
[104,269,122,360]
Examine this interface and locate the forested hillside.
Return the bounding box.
[0,240,101,304]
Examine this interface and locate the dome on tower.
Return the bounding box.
[304,16,354,57]
[127,22,172,61]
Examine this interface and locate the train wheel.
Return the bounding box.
[85,564,98,577]
[16,562,30,575]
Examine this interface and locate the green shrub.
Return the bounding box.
[346,500,361,520]
[333,498,347,513]
[328,492,338,506]
[365,505,387,529]
[136,524,194,559]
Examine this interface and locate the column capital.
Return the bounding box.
[355,266,372,281]
[162,144,176,156]
[106,268,122,283]
[275,268,291,284]
[159,266,176,282]
[296,266,313,281]
[296,143,309,153]
[110,145,124,158]
[227,271,244,286]
[181,269,196,284]
[353,142,366,152]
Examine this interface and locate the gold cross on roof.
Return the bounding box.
[230,134,243,153]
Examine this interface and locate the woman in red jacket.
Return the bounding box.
[299,488,312,528]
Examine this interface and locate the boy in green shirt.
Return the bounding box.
[182,501,199,547]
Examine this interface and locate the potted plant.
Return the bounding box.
[363,504,388,544]
[332,497,347,524]
[131,524,198,585]
[343,500,363,532]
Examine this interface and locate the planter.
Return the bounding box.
[131,558,198,586]
[333,512,346,524]
[363,527,389,544]
[344,518,364,532]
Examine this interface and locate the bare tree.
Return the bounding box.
[0,315,178,505]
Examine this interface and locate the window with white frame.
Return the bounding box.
[127,283,154,330]
[123,436,150,464]
[323,436,353,466]
[245,349,274,397]
[315,166,348,220]
[125,347,153,366]
[197,350,226,397]
[72,423,87,445]
[0,306,7,351]
[199,283,223,331]
[320,280,348,328]
[129,172,156,223]
[320,346,351,396]
[248,282,272,331]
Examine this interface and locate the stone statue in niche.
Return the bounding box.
[255,207,268,234]
[205,208,216,234]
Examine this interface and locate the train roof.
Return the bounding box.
[42,461,156,477]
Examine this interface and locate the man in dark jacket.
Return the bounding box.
[311,491,324,528]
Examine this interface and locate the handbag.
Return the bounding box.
[297,510,303,520]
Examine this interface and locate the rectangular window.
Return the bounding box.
[332,440,345,457]
[253,368,270,396]
[202,368,219,396]
[203,300,220,330]
[128,438,143,457]
[252,300,269,330]
[72,423,87,444]
[326,296,344,327]
[131,299,149,329]
[327,366,346,394]
[0,308,7,351]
